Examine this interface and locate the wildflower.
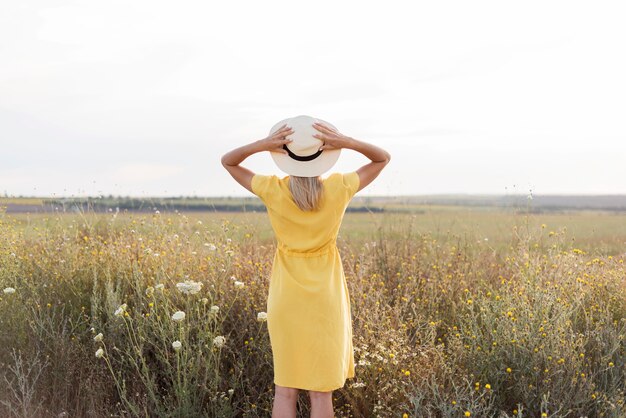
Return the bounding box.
[172,340,182,351]
[225,250,234,256]
[210,305,220,314]
[176,280,203,295]
[114,303,128,317]
[145,286,154,296]
[94,333,103,342]
[95,348,104,358]
[465,411,471,417]
[485,383,491,389]
[201,298,209,305]
[213,335,226,348]
[257,312,267,322]
[3,287,16,294]
[205,243,217,251]
[506,367,512,373]
[234,281,245,289]
[171,311,186,322]
[155,284,165,290]
[228,389,234,396]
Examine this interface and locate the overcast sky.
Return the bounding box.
[1,1,625,197]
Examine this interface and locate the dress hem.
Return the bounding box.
[273,373,355,392]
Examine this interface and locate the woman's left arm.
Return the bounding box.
[221,124,294,193]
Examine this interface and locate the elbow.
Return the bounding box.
[221,155,231,168]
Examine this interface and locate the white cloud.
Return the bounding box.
[109,163,185,183]
[1,0,625,196]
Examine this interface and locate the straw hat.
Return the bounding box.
[269,115,341,177]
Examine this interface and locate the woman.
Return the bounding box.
[221,115,390,418]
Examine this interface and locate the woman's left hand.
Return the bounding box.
[256,124,294,155]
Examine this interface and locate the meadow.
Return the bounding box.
[0,205,624,417]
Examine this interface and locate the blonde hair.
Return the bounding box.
[288,176,324,211]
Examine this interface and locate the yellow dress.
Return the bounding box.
[251,171,360,392]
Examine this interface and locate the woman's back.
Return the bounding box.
[251,171,360,254]
[221,114,389,403]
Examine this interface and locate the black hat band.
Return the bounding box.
[282,144,323,161]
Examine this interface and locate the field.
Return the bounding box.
[0,205,625,417]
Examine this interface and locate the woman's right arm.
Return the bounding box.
[313,122,390,192]
[344,137,391,192]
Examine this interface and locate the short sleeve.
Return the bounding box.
[251,174,278,202]
[341,171,360,200]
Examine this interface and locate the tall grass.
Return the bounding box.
[0,210,624,417]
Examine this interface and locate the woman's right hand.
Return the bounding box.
[312,122,353,151]
[256,124,294,155]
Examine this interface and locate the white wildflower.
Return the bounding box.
[171,311,186,322]
[234,281,245,289]
[94,333,103,343]
[114,303,127,317]
[205,243,217,251]
[172,340,182,351]
[213,335,226,348]
[176,280,203,295]
[155,284,165,290]
[257,312,267,322]
[210,305,219,314]
[3,287,16,294]
[228,389,234,396]
[95,348,104,358]
[201,298,209,305]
